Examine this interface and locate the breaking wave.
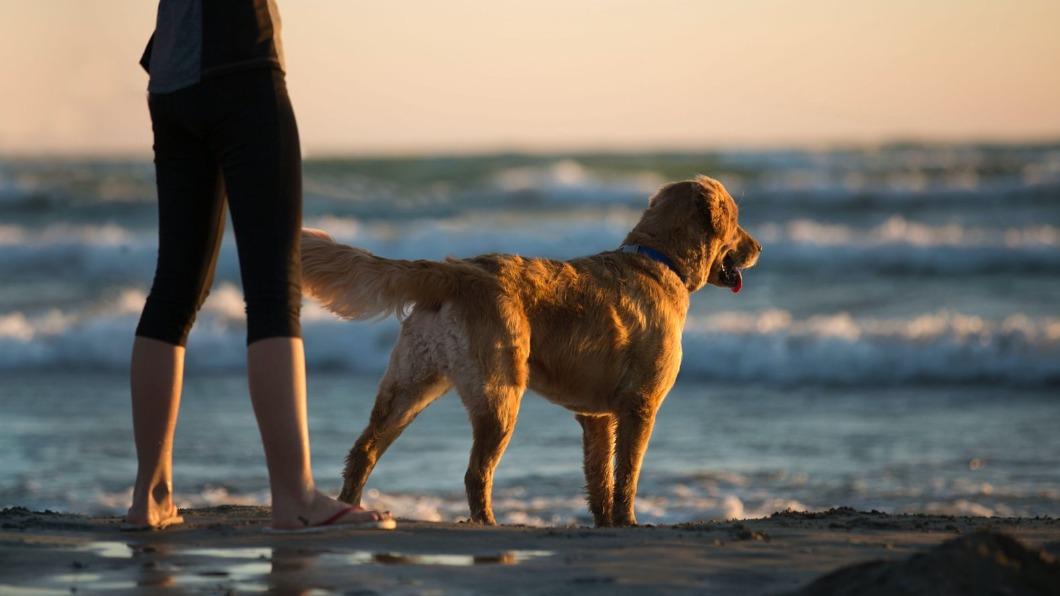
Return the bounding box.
[2,287,1057,386]
[2,216,1058,285]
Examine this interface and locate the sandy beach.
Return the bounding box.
[1,506,1057,595]
[4,1,1060,592]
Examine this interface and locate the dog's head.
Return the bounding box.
[623,176,760,293]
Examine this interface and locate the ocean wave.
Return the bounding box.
[0,222,136,245]
[681,310,1060,385]
[315,215,1060,276]
[756,217,1060,274]
[757,217,1060,248]
[1,216,1058,286]
[2,289,1057,385]
[717,144,1060,194]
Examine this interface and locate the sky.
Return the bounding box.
[1,0,1059,155]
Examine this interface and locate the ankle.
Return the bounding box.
[131,477,174,508]
[151,481,174,503]
[271,483,320,513]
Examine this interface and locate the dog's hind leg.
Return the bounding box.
[459,383,524,525]
[338,333,450,505]
[576,414,616,527]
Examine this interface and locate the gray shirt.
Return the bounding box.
[147,0,202,93]
[141,0,286,94]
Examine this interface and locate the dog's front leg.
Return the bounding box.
[612,404,657,526]
[576,414,616,527]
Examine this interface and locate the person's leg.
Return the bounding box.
[247,337,387,528]
[126,337,185,527]
[127,91,227,527]
[210,69,389,528]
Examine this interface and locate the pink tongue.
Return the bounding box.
[730,268,743,294]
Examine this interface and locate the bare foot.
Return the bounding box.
[123,501,184,530]
[271,490,393,530]
[125,480,185,529]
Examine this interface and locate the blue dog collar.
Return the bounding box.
[619,244,685,283]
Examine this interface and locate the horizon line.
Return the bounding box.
[4,134,1060,162]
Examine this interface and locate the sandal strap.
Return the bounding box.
[316,506,360,527]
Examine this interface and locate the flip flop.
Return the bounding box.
[120,512,185,532]
[264,506,396,534]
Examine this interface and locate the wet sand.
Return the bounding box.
[1,506,1058,595]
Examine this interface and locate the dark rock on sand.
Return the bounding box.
[727,523,770,542]
[792,530,1060,596]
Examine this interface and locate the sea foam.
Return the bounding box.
[3,287,1057,385]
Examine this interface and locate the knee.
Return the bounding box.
[244,286,302,345]
[135,294,203,346]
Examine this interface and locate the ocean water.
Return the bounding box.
[1,144,1059,524]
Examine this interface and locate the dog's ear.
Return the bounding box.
[692,175,735,236]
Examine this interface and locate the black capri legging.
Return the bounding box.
[136,68,302,346]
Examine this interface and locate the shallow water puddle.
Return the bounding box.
[174,547,554,567]
[181,546,273,559]
[78,540,135,559]
[47,571,138,592]
[337,550,554,566]
[175,545,552,567]
[35,542,552,592]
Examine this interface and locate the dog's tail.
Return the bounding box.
[300,228,484,320]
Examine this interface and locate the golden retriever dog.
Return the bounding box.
[300,176,760,527]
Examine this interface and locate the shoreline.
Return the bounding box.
[2,506,1058,594]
